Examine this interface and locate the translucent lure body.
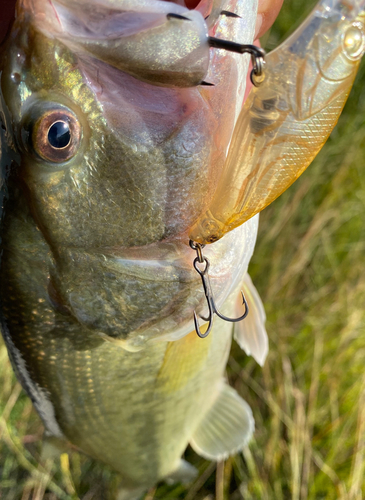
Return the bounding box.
[190,0,365,244]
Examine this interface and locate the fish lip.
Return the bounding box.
[110,257,197,283]
[91,241,204,282]
[86,215,256,282]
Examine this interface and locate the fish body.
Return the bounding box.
[0,0,363,496]
[0,0,261,495]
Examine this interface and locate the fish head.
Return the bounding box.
[0,0,259,349]
[315,2,365,79]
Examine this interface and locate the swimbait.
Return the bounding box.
[190,0,365,244]
[0,0,363,498]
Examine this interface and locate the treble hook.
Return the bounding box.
[189,240,249,338]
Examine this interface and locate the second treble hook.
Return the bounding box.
[189,240,249,338]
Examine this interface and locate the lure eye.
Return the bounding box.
[32,109,81,163]
[343,22,365,61]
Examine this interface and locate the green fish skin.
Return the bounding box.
[0,0,263,495]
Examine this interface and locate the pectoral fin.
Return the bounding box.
[234,273,268,367]
[41,436,69,461]
[116,486,146,500]
[165,459,198,485]
[190,382,254,461]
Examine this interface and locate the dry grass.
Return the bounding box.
[1,1,365,498]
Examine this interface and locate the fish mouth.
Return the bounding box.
[103,243,195,280]
[99,239,231,282]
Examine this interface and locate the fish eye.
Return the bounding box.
[48,121,71,149]
[32,108,81,163]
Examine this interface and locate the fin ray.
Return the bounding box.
[234,273,268,366]
[164,459,198,485]
[190,383,254,461]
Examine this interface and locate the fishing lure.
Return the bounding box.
[189,0,365,337]
[190,0,365,244]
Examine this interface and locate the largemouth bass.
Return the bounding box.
[0,1,265,497]
[0,0,363,498]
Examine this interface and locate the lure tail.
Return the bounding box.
[190,0,365,244]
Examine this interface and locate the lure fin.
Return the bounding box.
[190,382,254,460]
[234,273,268,367]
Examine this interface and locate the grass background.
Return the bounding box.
[1,1,365,498]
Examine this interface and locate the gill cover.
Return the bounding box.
[190,0,365,244]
